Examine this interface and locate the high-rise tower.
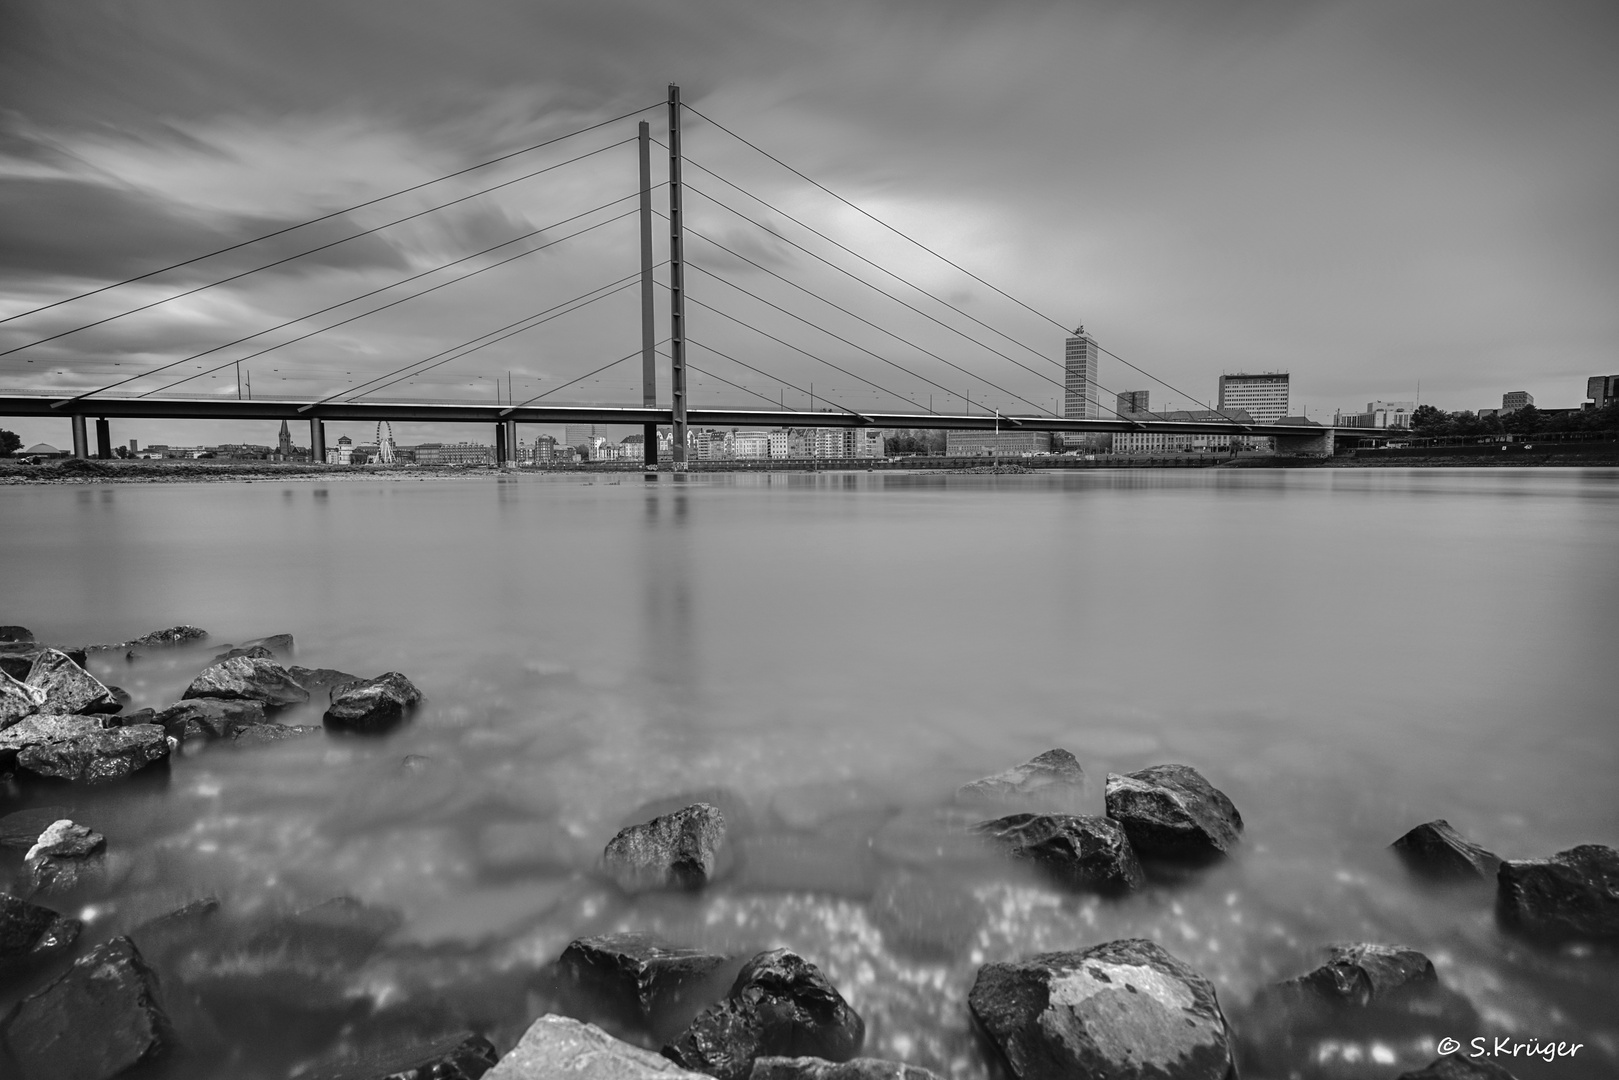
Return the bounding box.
[1217,373,1289,424]
[1063,327,1100,419]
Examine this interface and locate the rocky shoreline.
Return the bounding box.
[1,624,1615,1079]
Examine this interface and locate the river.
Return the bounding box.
[2,467,1616,1078]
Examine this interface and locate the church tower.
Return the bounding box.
[277,420,293,459]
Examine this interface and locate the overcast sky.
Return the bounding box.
[2,0,1616,449]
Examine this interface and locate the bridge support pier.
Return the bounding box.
[95,418,111,459]
[309,418,326,463]
[494,423,507,466]
[70,415,89,458]
[1273,427,1335,457]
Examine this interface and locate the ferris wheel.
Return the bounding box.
[375,421,396,465]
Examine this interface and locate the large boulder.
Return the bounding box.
[559,932,732,1037]
[751,1059,943,1080]
[182,655,309,709]
[665,949,865,1080]
[152,697,269,740]
[956,749,1086,811]
[0,714,170,783]
[1496,844,1619,942]
[604,803,727,892]
[0,936,170,1080]
[488,1014,710,1080]
[323,671,423,733]
[25,649,118,715]
[1,669,46,728]
[968,938,1235,1080]
[0,892,82,969]
[1392,820,1501,881]
[973,813,1144,894]
[1103,764,1242,863]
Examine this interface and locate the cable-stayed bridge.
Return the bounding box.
[0,86,1346,461]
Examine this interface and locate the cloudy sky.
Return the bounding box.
[2,0,1616,448]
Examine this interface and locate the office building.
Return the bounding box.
[1217,373,1289,423]
[564,424,596,451]
[1501,391,1533,413]
[1112,410,1254,454]
[1063,328,1100,419]
[1586,375,1619,408]
[944,430,1053,456]
[1116,390,1151,417]
[733,431,770,459]
[1333,401,1416,429]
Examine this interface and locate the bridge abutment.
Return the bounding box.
[1273,427,1335,457]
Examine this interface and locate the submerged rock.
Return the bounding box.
[213,643,275,662]
[1,936,170,1080]
[973,813,1145,894]
[1496,844,1619,942]
[287,665,361,695]
[0,714,170,782]
[298,1030,498,1080]
[604,803,727,892]
[664,948,865,1080]
[968,938,1235,1080]
[0,892,82,969]
[1103,764,1243,863]
[323,671,423,733]
[25,648,119,715]
[751,1058,943,1080]
[125,625,208,648]
[1392,820,1501,881]
[1,669,47,727]
[152,697,269,740]
[956,749,1086,811]
[1282,943,1441,1006]
[232,723,322,746]
[489,1014,708,1080]
[559,932,731,1036]
[182,655,309,709]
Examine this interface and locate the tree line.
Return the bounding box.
[1408,401,1619,438]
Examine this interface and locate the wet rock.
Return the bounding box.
[24,648,119,714]
[0,892,81,969]
[126,625,207,648]
[104,685,131,711]
[559,932,731,1036]
[152,697,269,740]
[1392,820,1501,881]
[1,936,169,1080]
[868,870,982,959]
[182,655,309,709]
[956,749,1086,811]
[0,626,33,643]
[973,813,1145,894]
[298,1030,498,1080]
[665,948,865,1080]
[0,714,170,783]
[604,803,727,892]
[969,938,1235,1080]
[2,669,47,728]
[1238,944,1481,1079]
[1103,764,1243,863]
[25,818,104,860]
[0,806,74,850]
[232,723,322,746]
[1397,1058,1521,1079]
[751,1058,943,1080]
[1496,844,1619,942]
[240,632,295,655]
[212,643,275,662]
[288,665,361,695]
[323,671,423,734]
[489,1014,709,1080]
[0,649,34,682]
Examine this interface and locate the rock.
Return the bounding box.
[604,803,727,892]
[323,671,423,733]
[152,697,269,740]
[665,948,865,1080]
[104,685,131,711]
[559,932,732,1036]
[25,818,104,860]
[0,714,170,783]
[298,1031,498,1080]
[0,649,34,682]
[1103,764,1243,863]
[232,723,322,746]
[0,892,82,969]
[956,749,1086,811]
[287,665,361,695]
[973,813,1145,894]
[1,669,47,728]
[1397,1058,1521,1079]
[0,806,74,850]
[1282,943,1439,1006]
[126,625,207,648]
[868,870,982,958]
[24,648,119,715]
[968,939,1235,1080]
[0,625,34,643]
[182,655,309,709]
[488,1014,710,1080]
[240,632,295,655]
[1,936,169,1080]
[751,1058,943,1080]
[212,643,275,662]
[1496,844,1619,942]
[1392,820,1501,881]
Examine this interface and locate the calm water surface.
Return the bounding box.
[2,468,1616,1078]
